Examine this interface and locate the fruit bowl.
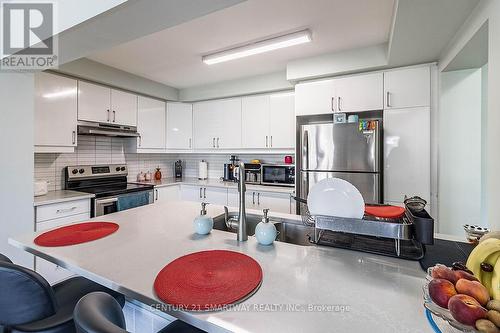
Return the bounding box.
[423,266,479,333]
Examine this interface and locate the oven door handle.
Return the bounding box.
[96,198,118,205]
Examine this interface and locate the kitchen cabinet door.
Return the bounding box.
[335,73,383,113]
[258,191,292,214]
[241,95,270,148]
[34,72,77,150]
[216,98,242,149]
[383,107,430,204]
[111,89,137,126]
[204,187,228,205]
[137,96,166,150]
[295,79,336,116]
[384,66,430,109]
[180,185,203,202]
[155,185,180,203]
[166,103,193,149]
[242,95,270,148]
[269,92,295,148]
[193,101,219,149]
[78,81,110,123]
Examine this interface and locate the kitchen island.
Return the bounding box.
[10,201,430,333]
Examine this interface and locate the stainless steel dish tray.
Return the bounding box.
[313,215,413,240]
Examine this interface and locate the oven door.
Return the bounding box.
[94,197,118,217]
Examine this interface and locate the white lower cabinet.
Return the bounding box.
[180,185,228,205]
[154,185,180,203]
[35,199,91,285]
[228,189,292,214]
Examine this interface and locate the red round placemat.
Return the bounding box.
[154,250,262,311]
[34,222,119,247]
[365,205,405,219]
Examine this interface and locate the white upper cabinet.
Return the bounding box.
[269,92,295,148]
[193,100,219,149]
[242,95,270,148]
[111,89,137,127]
[78,81,110,123]
[335,73,383,113]
[383,107,430,203]
[241,93,295,149]
[193,98,241,149]
[34,73,78,152]
[166,102,193,150]
[295,79,335,116]
[137,96,166,150]
[384,66,430,109]
[78,81,137,126]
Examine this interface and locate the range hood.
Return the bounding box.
[77,121,140,138]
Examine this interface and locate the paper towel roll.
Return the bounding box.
[198,160,208,180]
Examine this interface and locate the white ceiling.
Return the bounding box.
[87,0,395,88]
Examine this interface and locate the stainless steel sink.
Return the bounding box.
[213,212,314,246]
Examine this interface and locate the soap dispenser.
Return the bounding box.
[255,209,277,245]
[193,202,213,235]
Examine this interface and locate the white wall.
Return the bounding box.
[55,58,179,100]
[0,73,35,267]
[179,71,292,102]
[439,69,483,235]
[439,0,500,230]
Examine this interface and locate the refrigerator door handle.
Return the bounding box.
[302,130,309,170]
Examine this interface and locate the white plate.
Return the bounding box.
[307,178,365,219]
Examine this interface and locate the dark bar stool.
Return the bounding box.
[0,254,125,333]
[74,292,206,333]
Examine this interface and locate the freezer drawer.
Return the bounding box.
[300,171,381,206]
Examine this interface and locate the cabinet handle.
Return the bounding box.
[138,136,142,147]
[386,91,391,108]
[212,138,215,148]
[257,192,260,205]
[189,138,192,149]
[113,110,116,122]
[270,136,273,148]
[203,188,206,199]
[338,96,342,111]
[199,187,202,199]
[253,192,255,205]
[266,135,268,147]
[72,130,76,145]
[216,137,219,148]
[331,97,335,112]
[155,189,158,201]
[56,206,77,214]
[107,109,110,122]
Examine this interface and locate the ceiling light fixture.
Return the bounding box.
[202,29,312,65]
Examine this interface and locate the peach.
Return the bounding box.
[432,264,459,284]
[449,294,487,326]
[456,279,490,306]
[429,278,457,308]
[455,270,479,282]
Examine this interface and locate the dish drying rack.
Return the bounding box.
[294,197,434,260]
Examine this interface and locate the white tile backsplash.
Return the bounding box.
[35,136,294,191]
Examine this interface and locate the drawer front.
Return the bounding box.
[36,199,90,223]
[36,212,91,231]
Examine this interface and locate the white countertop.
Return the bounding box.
[135,177,295,194]
[11,201,430,333]
[34,190,95,207]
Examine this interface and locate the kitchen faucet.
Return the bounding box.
[224,162,247,242]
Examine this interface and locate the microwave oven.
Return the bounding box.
[261,164,295,187]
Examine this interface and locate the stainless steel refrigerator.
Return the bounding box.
[299,121,382,211]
